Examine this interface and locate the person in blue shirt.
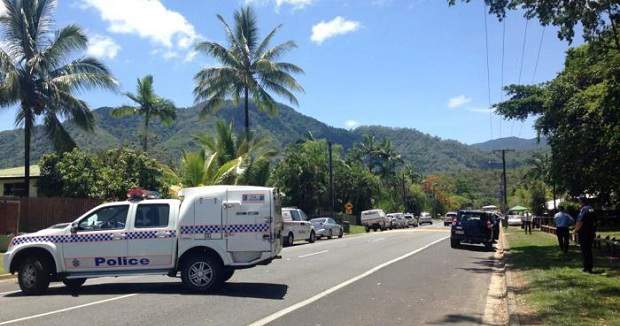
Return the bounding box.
[553,205,574,253]
[575,196,596,273]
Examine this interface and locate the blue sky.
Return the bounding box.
[0,0,581,144]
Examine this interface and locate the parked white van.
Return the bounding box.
[361,209,389,232]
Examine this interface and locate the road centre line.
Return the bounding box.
[298,250,328,258]
[0,294,137,325]
[249,235,449,326]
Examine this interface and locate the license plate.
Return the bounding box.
[455,230,464,235]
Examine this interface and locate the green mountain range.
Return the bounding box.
[0,103,543,172]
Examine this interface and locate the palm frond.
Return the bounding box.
[36,24,87,70]
[43,112,77,153]
[255,24,282,59]
[111,106,138,118]
[260,40,297,61]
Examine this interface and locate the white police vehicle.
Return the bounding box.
[3,186,283,294]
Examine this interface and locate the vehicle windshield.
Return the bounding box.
[310,218,327,224]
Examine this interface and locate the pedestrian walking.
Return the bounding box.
[523,212,532,234]
[553,206,574,253]
[575,196,596,273]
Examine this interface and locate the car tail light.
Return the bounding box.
[486,220,493,229]
[452,218,457,226]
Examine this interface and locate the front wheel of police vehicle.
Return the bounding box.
[18,257,51,295]
[181,255,224,292]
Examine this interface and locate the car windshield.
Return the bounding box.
[310,218,326,224]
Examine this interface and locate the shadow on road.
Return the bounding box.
[452,243,496,252]
[427,313,483,324]
[4,281,288,300]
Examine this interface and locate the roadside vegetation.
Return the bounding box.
[505,229,619,325]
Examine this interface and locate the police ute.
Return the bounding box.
[3,186,283,294]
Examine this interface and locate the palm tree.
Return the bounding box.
[112,75,175,152]
[0,0,117,197]
[194,120,276,185]
[180,150,244,186]
[193,6,304,141]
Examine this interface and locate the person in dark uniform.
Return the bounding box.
[574,196,595,273]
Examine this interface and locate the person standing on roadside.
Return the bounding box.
[554,206,574,253]
[523,212,533,234]
[575,196,596,273]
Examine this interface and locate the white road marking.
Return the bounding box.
[298,250,328,258]
[0,294,137,325]
[249,235,449,326]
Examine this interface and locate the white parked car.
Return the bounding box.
[404,213,418,227]
[281,207,316,246]
[419,212,433,225]
[444,212,457,226]
[507,214,523,226]
[3,186,283,294]
[310,218,343,239]
[388,213,407,229]
[361,209,389,232]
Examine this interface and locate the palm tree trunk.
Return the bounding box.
[143,115,150,152]
[244,87,250,141]
[23,111,31,198]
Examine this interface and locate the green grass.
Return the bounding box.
[597,231,620,239]
[347,224,367,234]
[505,228,620,325]
[0,256,4,274]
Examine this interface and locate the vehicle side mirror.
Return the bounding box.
[70,223,78,234]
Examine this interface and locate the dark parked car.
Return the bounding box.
[450,210,495,250]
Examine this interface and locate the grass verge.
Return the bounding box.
[597,230,620,239]
[0,255,4,274]
[347,224,367,234]
[505,228,619,325]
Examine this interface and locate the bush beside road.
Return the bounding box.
[505,228,619,325]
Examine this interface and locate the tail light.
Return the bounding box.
[486,220,493,229]
[452,218,457,225]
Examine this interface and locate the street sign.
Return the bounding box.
[345,202,353,215]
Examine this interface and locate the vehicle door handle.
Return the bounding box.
[156,231,172,238]
[111,233,126,240]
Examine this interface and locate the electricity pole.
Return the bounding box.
[493,149,514,212]
[328,141,335,218]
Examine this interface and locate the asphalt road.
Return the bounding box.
[0,220,495,326]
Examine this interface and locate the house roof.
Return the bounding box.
[0,165,40,179]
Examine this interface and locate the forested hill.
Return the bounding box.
[0,102,542,172]
[472,136,548,151]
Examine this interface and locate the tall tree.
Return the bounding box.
[112,75,176,152]
[0,0,117,197]
[193,6,304,140]
[448,0,620,51]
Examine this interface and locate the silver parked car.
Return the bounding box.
[310,217,344,239]
[419,212,433,225]
[404,213,418,227]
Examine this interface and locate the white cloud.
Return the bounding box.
[246,0,314,10]
[447,95,472,109]
[311,17,360,45]
[87,35,120,59]
[344,120,360,129]
[80,0,199,49]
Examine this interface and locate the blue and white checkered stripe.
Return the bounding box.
[180,224,269,234]
[10,230,177,246]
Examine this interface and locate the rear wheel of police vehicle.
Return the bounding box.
[18,257,50,295]
[450,239,460,248]
[63,278,87,289]
[284,232,294,246]
[308,231,316,243]
[181,255,223,292]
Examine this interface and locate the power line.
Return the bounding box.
[483,2,493,140]
[517,19,529,84]
[531,26,546,83]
